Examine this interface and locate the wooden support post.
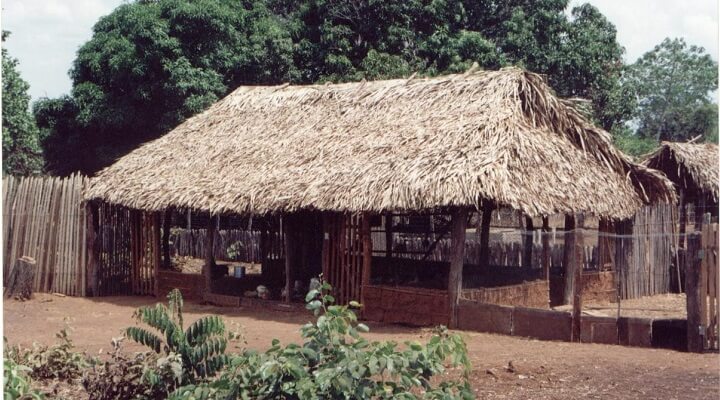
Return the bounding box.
[478,200,495,270]
[384,212,393,259]
[572,214,584,342]
[522,216,534,268]
[541,216,550,307]
[153,212,161,297]
[563,214,576,305]
[284,214,295,304]
[448,208,468,329]
[686,232,703,352]
[85,201,99,296]
[361,213,372,313]
[204,214,217,296]
[162,208,172,269]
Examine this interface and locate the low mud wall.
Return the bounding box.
[158,270,204,300]
[363,285,449,326]
[461,280,548,308]
[457,299,685,349]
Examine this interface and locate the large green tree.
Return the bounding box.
[627,38,718,142]
[2,31,43,175]
[39,0,635,175]
[36,0,295,175]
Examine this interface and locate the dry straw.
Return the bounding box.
[643,141,719,201]
[86,67,675,219]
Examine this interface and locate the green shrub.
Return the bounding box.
[3,357,44,400]
[125,289,230,384]
[170,282,473,399]
[5,327,88,382]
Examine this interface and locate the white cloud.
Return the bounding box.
[1,0,122,100]
[570,0,719,62]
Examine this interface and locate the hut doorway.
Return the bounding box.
[321,213,371,306]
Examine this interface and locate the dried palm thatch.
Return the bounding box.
[643,141,719,201]
[86,67,674,219]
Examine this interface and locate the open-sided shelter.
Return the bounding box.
[85,67,675,327]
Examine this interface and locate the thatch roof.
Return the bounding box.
[86,67,674,219]
[643,142,719,201]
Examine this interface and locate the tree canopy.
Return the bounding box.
[627,38,718,143]
[29,0,717,174]
[2,31,43,175]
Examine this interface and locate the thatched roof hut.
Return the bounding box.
[643,141,719,203]
[86,67,674,219]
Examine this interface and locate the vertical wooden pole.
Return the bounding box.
[85,201,99,296]
[572,214,584,342]
[563,214,576,305]
[162,208,172,269]
[541,216,550,307]
[522,216,534,268]
[384,212,393,259]
[448,208,468,329]
[284,214,294,304]
[478,200,495,270]
[686,232,703,352]
[204,214,216,296]
[153,212,161,297]
[361,213,372,313]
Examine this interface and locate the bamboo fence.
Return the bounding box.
[2,174,87,296]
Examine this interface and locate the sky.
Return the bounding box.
[1,0,718,101]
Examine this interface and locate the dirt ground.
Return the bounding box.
[556,293,688,319]
[4,293,719,399]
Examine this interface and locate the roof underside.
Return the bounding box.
[86,68,674,219]
[644,142,719,201]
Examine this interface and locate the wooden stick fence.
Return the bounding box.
[2,174,87,296]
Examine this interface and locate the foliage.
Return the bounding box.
[125,289,231,384]
[38,0,639,175]
[2,31,43,175]
[5,327,88,382]
[611,126,659,160]
[169,282,472,399]
[3,357,45,400]
[627,37,718,142]
[36,0,295,175]
[83,337,181,400]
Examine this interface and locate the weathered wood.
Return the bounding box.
[361,213,372,313]
[563,214,576,305]
[6,256,36,300]
[686,233,703,352]
[478,201,495,270]
[162,208,172,268]
[204,214,217,296]
[284,215,295,304]
[154,212,162,296]
[384,212,393,259]
[522,216,533,268]
[448,207,468,329]
[572,214,584,342]
[541,216,550,307]
[85,202,99,296]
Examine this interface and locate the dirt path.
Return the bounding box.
[4,294,719,399]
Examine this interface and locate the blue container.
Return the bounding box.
[234,266,246,278]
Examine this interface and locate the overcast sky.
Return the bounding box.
[2,0,718,101]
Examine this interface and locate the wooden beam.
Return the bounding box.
[284,214,295,304]
[162,208,172,269]
[204,214,217,296]
[153,212,161,297]
[572,214,584,342]
[541,216,550,307]
[448,207,468,329]
[361,213,372,313]
[686,232,703,352]
[478,200,495,270]
[563,214,576,305]
[384,212,393,258]
[522,216,534,268]
[85,201,99,296]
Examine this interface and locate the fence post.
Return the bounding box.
[686,232,704,352]
[448,207,468,329]
[85,201,99,296]
[572,214,584,342]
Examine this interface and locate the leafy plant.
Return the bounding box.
[3,357,45,400]
[83,337,181,400]
[125,289,230,384]
[170,281,472,399]
[5,327,88,382]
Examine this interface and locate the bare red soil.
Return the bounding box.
[4,293,719,399]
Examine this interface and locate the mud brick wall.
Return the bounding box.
[363,285,449,326]
[461,280,549,308]
[158,271,204,300]
[550,271,617,306]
